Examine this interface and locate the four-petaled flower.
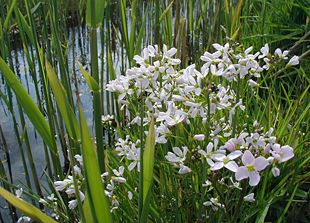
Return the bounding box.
[235,150,269,186]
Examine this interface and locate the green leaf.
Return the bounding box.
[83,193,94,223]
[3,0,17,30]
[79,104,112,223]
[79,63,100,93]
[140,116,155,221]
[159,0,174,22]
[143,117,155,203]
[0,57,56,153]
[0,187,57,223]
[255,198,273,223]
[46,61,81,141]
[86,0,106,27]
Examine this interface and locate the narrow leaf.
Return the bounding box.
[143,116,155,202]
[46,61,81,141]
[79,63,100,92]
[86,0,106,27]
[0,57,56,153]
[159,0,174,22]
[79,104,112,223]
[0,187,57,223]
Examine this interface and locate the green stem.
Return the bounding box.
[90,0,105,173]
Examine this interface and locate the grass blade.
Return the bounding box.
[86,0,106,27]
[78,104,112,223]
[140,116,155,221]
[0,57,56,153]
[0,187,57,223]
[46,61,81,141]
[79,63,100,93]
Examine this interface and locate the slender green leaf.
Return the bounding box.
[143,116,155,202]
[0,187,57,223]
[3,0,17,30]
[46,61,81,141]
[86,0,106,27]
[83,194,94,223]
[159,0,174,22]
[79,104,112,223]
[0,57,56,153]
[79,63,100,93]
[255,198,273,223]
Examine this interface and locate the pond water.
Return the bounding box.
[0,25,124,220]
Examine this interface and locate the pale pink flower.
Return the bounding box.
[235,150,269,186]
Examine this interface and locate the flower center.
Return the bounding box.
[223,157,230,164]
[246,164,255,172]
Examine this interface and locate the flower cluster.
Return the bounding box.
[53,155,85,210]
[51,43,298,215]
[107,43,297,184]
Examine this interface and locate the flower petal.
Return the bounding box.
[225,161,238,172]
[227,150,242,160]
[254,157,269,171]
[211,162,224,171]
[242,150,255,165]
[235,166,249,181]
[248,171,260,186]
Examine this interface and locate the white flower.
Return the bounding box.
[68,199,78,209]
[73,165,82,177]
[178,164,192,174]
[259,44,269,59]
[203,197,225,211]
[272,167,280,177]
[286,55,299,67]
[235,150,269,186]
[74,154,83,166]
[17,216,31,223]
[271,144,294,163]
[244,193,255,202]
[68,191,85,210]
[165,147,188,163]
[248,79,258,87]
[246,133,266,150]
[54,179,70,191]
[210,150,242,172]
[193,134,205,141]
[128,191,133,200]
[134,47,150,65]
[15,188,23,198]
[112,166,127,183]
[274,48,289,59]
[198,142,215,166]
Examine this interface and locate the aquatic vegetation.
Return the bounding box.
[39,43,298,221]
[0,0,309,222]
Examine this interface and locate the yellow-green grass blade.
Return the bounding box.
[78,104,112,223]
[143,116,155,202]
[83,193,94,223]
[0,187,57,223]
[3,0,17,30]
[0,57,56,153]
[79,63,100,93]
[46,61,81,141]
[86,0,106,27]
[140,116,155,221]
[159,0,174,22]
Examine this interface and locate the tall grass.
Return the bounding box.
[0,0,309,222]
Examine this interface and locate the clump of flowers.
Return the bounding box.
[51,43,298,217]
[105,43,297,212]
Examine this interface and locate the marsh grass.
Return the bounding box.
[0,0,309,222]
